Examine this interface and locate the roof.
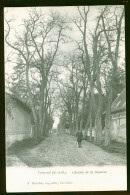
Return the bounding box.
[111,89,126,113]
[5,91,31,113]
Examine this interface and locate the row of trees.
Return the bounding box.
[5,6,125,145]
[5,8,70,141]
[57,6,125,145]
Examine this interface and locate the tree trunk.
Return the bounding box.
[38,101,44,137]
[80,86,86,132]
[89,82,95,141]
[104,89,112,146]
[72,108,76,135]
[69,114,72,134]
[89,110,92,141]
[26,63,38,141]
[95,106,102,144]
[95,76,103,145]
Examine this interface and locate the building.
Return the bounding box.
[110,89,126,143]
[5,92,33,148]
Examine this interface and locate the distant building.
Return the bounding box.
[110,89,126,143]
[5,92,33,148]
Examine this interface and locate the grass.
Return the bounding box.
[7,136,46,155]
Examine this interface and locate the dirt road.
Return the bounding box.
[6,133,126,167]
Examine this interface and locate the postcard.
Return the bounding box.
[5,5,126,192]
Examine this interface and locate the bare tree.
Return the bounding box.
[72,6,124,145]
[5,8,68,141]
[100,6,125,145]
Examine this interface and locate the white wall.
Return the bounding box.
[111,111,126,143]
[6,100,32,148]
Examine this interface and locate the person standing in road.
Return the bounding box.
[76,130,83,148]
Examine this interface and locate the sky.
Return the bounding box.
[4,5,125,73]
[4,5,125,128]
[53,117,60,129]
[4,6,101,129]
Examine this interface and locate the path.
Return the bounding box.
[7,133,126,167]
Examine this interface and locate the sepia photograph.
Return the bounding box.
[4,5,126,192]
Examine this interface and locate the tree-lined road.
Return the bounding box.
[7,134,126,167]
[5,7,125,144]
